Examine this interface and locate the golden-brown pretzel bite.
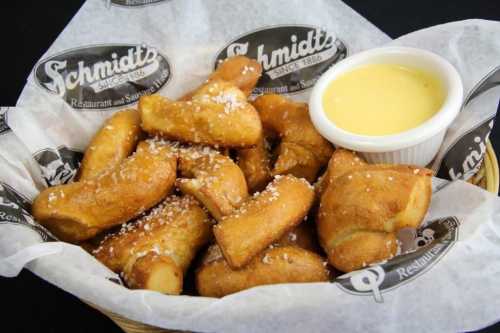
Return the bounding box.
[177,146,248,221]
[214,175,314,269]
[32,140,177,242]
[210,56,262,96]
[78,109,142,180]
[276,223,318,253]
[273,142,321,183]
[139,80,262,148]
[253,94,334,182]
[315,149,367,199]
[123,253,182,294]
[94,195,211,294]
[236,136,272,193]
[196,245,328,297]
[182,56,262,100]
[79,231,113,254]
[317,165,432,272]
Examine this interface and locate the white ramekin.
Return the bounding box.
[309,46,464,166]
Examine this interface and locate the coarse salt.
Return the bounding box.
[48,192,57,202]
[262,254,272,264]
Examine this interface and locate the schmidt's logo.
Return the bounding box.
[215,25,347,96]
[35,44,171,110]
[336,217,459,302]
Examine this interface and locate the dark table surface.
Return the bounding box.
[2,1,500,332]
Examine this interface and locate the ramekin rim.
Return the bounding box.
[309,46,464,152]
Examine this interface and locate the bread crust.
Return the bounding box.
[318,163,432,272]
[94,195,211,295]
[196,245,329,297]
[214,175,314,269]
[253,94,334,182]
[236,136,272,193]
[78,109,142,180]
[32,140,177,242]
[181,55,262,100]
[177,146,248,221]
[316,149,367,199]
[139,80,262,148]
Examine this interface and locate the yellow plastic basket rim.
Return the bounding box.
[485,141,499,193]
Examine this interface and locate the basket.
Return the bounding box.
[85,141,500,333]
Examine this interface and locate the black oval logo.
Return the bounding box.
[35,44,171,110]
[215,25,347,95]
[0,107,10,135]
[336,217,459,303]
[34,146,83,187]
[436,118,494,181]
[0,182,56,241]
[110,0,167,7]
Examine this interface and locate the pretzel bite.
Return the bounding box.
[253,94,333,182]
[78,109,142,180]
[177,146,248,220]
[94,195,211,294]
[276,223,318,252]
[32,140,177,242]
[316,149,367,198]
[182,55,262,100]
[236,136,272,193]
[196,245,328,297]
[210,56,262,96]
[139,80,262,148]
[214,175,314,268]
[318,165,432,272]
[273,142,321,183]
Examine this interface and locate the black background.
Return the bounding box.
[1,1,500,332]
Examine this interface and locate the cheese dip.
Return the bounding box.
[322,63,445,136]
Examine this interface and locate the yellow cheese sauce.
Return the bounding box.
[322,63,445,136]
